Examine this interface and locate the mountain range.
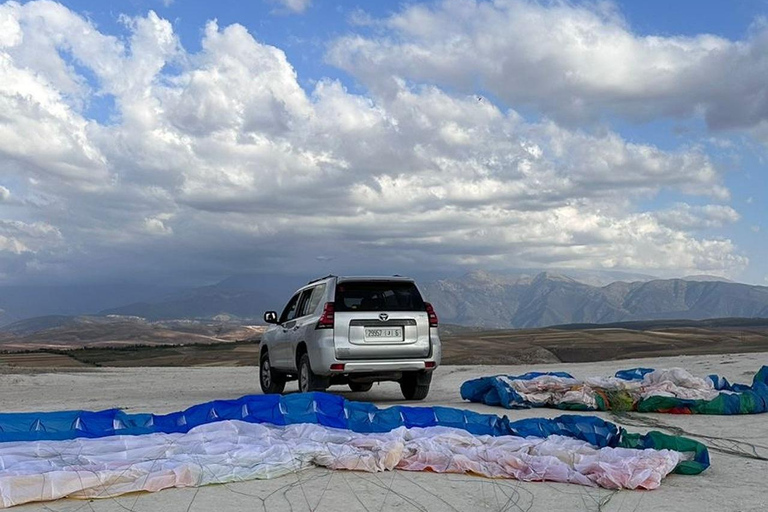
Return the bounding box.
[420,270,768,328]
[0,315,263,351]
[1,270,767,332]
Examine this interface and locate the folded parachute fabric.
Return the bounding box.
[0,393,709,508]
[461,366,768,415]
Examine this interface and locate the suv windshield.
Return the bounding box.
[335,281,425,312]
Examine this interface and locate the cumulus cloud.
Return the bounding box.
[328,0,768,132]
[0,1,749,283]
[0,186,9,201]
[655,204,740,230]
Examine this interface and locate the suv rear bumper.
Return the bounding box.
[308,329,442,376]
[332,360,433,372]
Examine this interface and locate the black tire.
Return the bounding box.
[259,350,286,394]
[348,382,373,392]
[298,353,328,393]
[400,371,432,400]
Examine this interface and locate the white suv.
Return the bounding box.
[260,275,441,400]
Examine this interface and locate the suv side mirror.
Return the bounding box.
[264,311,278,324]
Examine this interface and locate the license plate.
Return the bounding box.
[364,327,403,341]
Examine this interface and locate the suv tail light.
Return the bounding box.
[316,302,334,329]
[425,302,438,327]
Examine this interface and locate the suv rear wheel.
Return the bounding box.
[260,350,286,394]
[298,353,328,393]
[399,371,432,400]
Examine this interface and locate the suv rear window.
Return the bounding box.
[335,281,425,312]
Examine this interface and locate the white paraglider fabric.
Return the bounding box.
[0,420,682,508]
[501,368,721,408]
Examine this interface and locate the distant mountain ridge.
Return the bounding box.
[420,271,768,328]
[93,270,768,328]
[99,274,307,322]
[0,283,177,327]
[3,270,766,330]
[99,290,265,321]
[0,315,264,351]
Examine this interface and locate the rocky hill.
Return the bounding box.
[420,271,768,328]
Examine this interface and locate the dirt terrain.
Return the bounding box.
[1,323,767,368]
[440,324,768,364]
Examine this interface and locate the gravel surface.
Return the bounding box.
[1,352,767,512]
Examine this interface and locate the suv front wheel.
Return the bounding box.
[399,371,432,400]
[260,350,286,394]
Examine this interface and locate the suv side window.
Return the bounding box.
[294,289,314,319]
[279,293,301,323]
[303,283,326,317]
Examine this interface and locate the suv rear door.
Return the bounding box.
[273,291,302,368]
[332,280,432,360]
[290,283,327,368]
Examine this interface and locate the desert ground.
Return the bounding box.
[1,352,767,512]
[3,322,768,368]
[439,324,768,364]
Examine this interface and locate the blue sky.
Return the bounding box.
[0,0,767,286]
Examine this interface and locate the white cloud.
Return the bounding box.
[144,217,173,236]
[0,2,748,283]
[0,8,22,47]
[0,186,9,201]
[655,204,740,230]
[328,0,768,133]
[0,220,61,254]
[269,0,311,15]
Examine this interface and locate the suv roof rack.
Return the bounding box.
[306,274,335,285]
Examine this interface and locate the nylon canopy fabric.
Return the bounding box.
[0,393,710,508]
[0,392,623,443]
[0,422,685,507]
[461,366,768,415]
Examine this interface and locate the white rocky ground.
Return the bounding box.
[1,352,767,512]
